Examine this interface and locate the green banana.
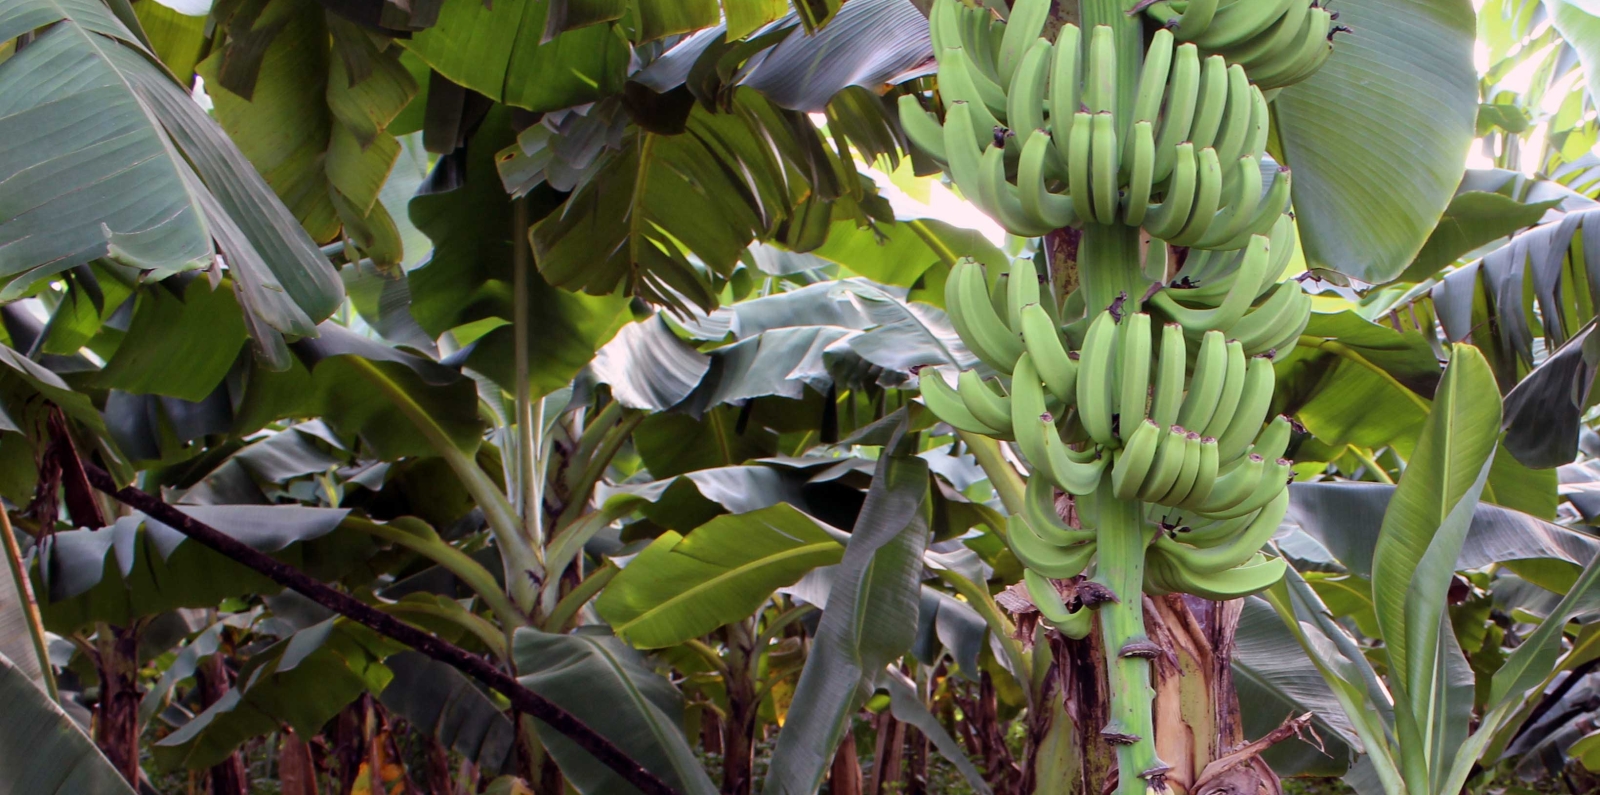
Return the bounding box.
[1200,340,1248,440]
[1178,507,1259,548]
[1118,312,1153,433]
[1249,415,1295,463]
[1025,473,1096,545]
[1215,167,1293,251]
[1155,432,1205,507]
[1194,156,1264,250]
[1009,350,1053,468]
[1112,418,1162,501]
[1085,24,1116,115]
[1066,111,1094,223]
[1076,310,1119,447]
[1179,436,1222,511]
[1007,37,1052,151]
[1250,7,1334,88]
[1138,424,1190,503]
[1151,232,1271,333]
[920,368,1012,438]
[1231,0,1311,71]
[1020,303,1079,403]
[1148,549,1287,600]
[941,102,986,202]
[954,258,1026,373]
[1167,146,1224,247]
[1172,0,1220,41]
[1008,513,1097,579]
[1049,23,1082,168]
[1200,457,1292,520]
[1123,121,1156,227]
[1143,143,1199,241]
[1019,132,1079,230]
[1153,43,1201,184]
[1025,569,1092,638]
[1043,421,1110,495]
[959,368,1015,434]
[1234,281,1310,356]
[1216,355,1276,462]
[1089,112,1119,225]
[1196,0,1296,51]
[997,0,1050,84]
[1129,28,1175,160]
[897,95,948,163]
[1158,487,1290,574]
[1194,453,1264,515]
[1211,64,1254,168]
[1008,257,1041,331]
[1188,55,1229,150]
[1150,322,1187,429]
[938,47,1006,136]
[930,0,961,54]
[1176,329,1227,431]
[979,143,1054,237]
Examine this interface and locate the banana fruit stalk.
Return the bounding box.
[901,0,1315,245]
[1144,0,1347,90]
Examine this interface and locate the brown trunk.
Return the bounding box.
[905,719,929,795]
[196,653,249,795]
[93,623,141,787]
[278,728,319,795]
[720,624,757,795]
[951,670,1023,794]
[331,697,369,794]
[424,736,454,795]
[828,729,864,795]
[867,710,904,795]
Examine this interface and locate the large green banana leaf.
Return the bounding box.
[597,503,845,648]
[514,628,718,795]
[0,0,343,349]
[1274,0,1478,284]
[1232,596,1359,777]
[378,652,516,776]
[0,650,135,794]
[764,423,929,795]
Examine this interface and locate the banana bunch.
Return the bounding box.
[1144,0,1344,90]
[1148,212,1313,357]
[899,0,1292,246]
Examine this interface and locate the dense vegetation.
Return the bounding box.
[6,0,1600,793]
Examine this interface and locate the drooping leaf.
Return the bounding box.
[0,651,135,794]
[95,278,248,402]
[1231,596,1360,777]
[1398,181,1561,283]
[378,652,517,775]
[1502,320,1599,468]
[1274,0,1478,284]
[764,422,929,794]
[513,628,717,795]
[597,503,844,648]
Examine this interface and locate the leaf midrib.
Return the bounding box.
[612,540,840,637]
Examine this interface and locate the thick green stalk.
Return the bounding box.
[513,196,547,555]
[1079,223,1147,316]
[955,430,1026,515]
[1091,478,1168,795]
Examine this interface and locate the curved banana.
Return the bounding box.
[1020,303,1079,403]
[997,0,1050,84]
[1180,436,1222,510]
[1194,453,1264,515]
[1076,310,1119,446]
[1010,350,1054,468]
[1251,8,1335,89]
[1249,415,1296,463]
[1150,322,1187,429]
[1234,281,1309,356]
[1138,424,1190,503]
[954,258,1026,373]
[1130,28,1175,157]
[1260,301,1313,361]
[958,369,1014,434]
[1044,422,1110,495]
[1216,167,1294,251]
[1155,432,1205,506]
[1148,549,1287,600]
[1200,340,1249,440]
[897,95,948,163]
[1194,156,1264,250]
[1007,37,1052,151]
[1066,111,1095,222]
[1026,568,1093,638]
[1216,355,1276,462]
[1211,64,1254,168]
[1153,43,1201,184]
[1188,55,1229,150]
[1176,329,1227,432]
[1089,112,1119,225]
[1167,146,1224,247]
[1019,132,1079,230]
[1232,0,1311,71]
[1123,121,1156,227]
[1008,513,1098,579]
[1179,507,1259,548]
[1049,23,1082,168]
[941,102,987,203]
[920,368,1012,438]
[930,0,961,55]
[1025,473,1096,545]
[1111,418,1162,500]
[979,144,1054,237]
[1151,232,1271,333]
[1118,312,1153,432]
[1143,142,1199,240]
[1199,457,1292,520]
[939,47,1007,136]
[1158,487,1290,574]
[1196,0,1295,54]
[1171,0,1221,41]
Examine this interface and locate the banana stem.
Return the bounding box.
[1091,478,1169,795]
[1079,223,1148,316]
[956,430,1026,515]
